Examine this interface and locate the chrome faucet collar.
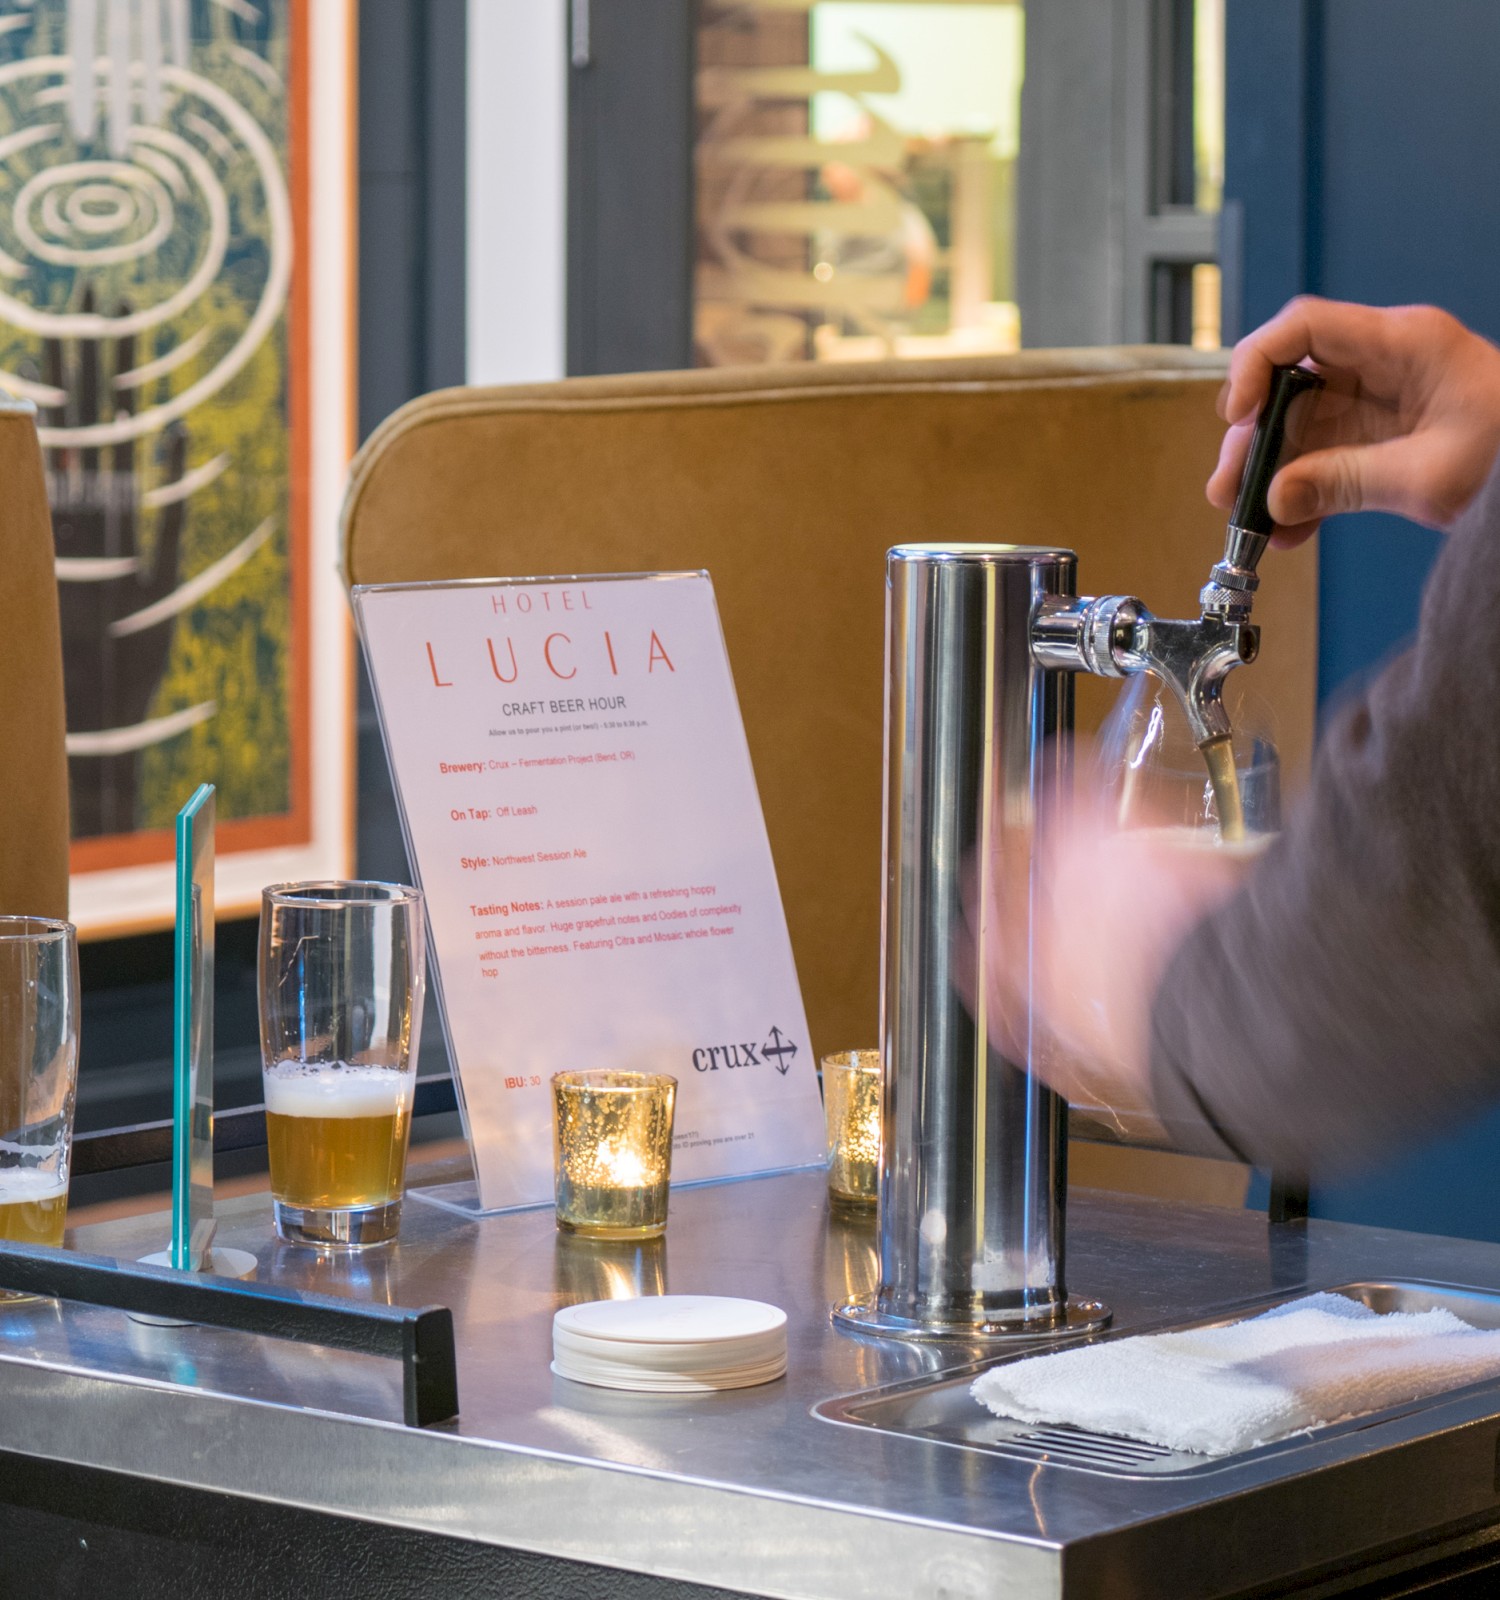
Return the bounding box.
[1200,524,1272,621]
[1031,593,1142,677]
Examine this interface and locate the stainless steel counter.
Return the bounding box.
[6,1168,1500,1598]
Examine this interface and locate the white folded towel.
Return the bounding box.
[971,1291,1500,1456]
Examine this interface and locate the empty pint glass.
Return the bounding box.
[259,883,425,1248]
[0,918,79,1268]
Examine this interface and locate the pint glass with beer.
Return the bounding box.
[1098,675,1282,843]
[258,883,425,1248]
[0,918,80,1267]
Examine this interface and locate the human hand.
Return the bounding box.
[978,800,1256,1125]
[1207,297,1500,546]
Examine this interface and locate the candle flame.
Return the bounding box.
[600,1142,649,1186]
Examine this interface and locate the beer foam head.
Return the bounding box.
[0,1167,68,1203]
[1125,825,1277,861]
[263,1062,412,1119]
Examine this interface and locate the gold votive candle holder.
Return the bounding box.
[552,1070,677,1239]
[822,1049,882,1209]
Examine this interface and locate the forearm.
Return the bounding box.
[1149,470,1500,1174]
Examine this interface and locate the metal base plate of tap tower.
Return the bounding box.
[832,1293,1111,1342]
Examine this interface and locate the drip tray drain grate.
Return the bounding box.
[1006,1423,1177,1470]
[815,1280,1500,1478]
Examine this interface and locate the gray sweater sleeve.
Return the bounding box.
[1149,461,1500,1176]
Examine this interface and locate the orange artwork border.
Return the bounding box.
[69,0,317,879]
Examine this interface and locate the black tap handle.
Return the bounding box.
[1229,363,1326,535]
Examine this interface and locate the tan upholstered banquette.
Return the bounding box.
[340,349,1316,1066]
[0,399,69,921]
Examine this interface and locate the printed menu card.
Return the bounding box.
[353,573,825,1211]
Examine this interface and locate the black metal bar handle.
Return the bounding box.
[1267,1175,1311,1226]
[0,1241,459,1428]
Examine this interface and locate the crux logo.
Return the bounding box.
[692,1025,799,1076]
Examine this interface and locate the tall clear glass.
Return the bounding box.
[1098,674,1282,842]
[0,917,80,1259]
[1072,679,1280,1144]
[258,882,425,1249]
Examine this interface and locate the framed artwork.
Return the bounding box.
[0,0,354,935]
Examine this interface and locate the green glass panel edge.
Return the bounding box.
[173,783,215,1271]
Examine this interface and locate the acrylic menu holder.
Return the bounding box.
[353,572,827,1217]
[139,784,255,1282]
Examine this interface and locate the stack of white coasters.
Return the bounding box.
[552,1295,788,1392]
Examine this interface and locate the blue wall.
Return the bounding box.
[1227,0,1500,1236]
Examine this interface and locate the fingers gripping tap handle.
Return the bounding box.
[1203,363,1326,620]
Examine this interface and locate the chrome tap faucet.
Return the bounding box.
[1031,588,1256,747]
[1033,365,1323,747]
[836,366,1319,1344]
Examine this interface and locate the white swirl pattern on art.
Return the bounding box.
[16,158,173,265]
[0,53,290,449]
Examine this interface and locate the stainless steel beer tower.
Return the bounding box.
[835,545,1109,1339]
[834,365,1323,1343]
